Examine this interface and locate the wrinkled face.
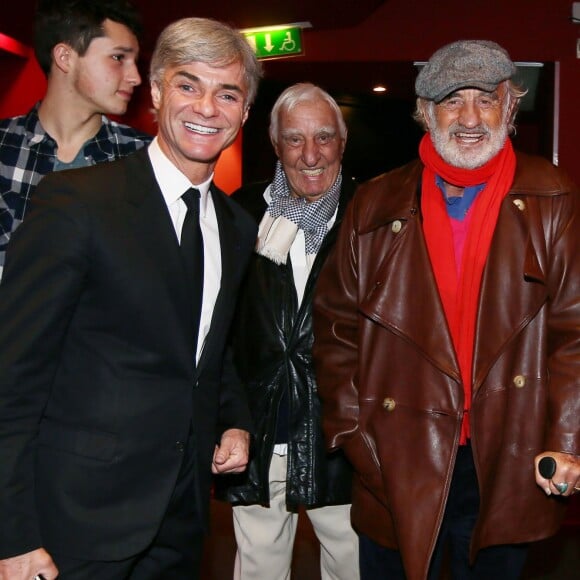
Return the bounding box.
[273,100,345,202]
[151,60,249,183]
[425,84,511,169]
[71,19,141,116]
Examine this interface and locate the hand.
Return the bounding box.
[211,428,250,474]
[0,548,58,580]
[535,451,580,496]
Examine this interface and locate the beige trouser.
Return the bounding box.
[232,452,360,580]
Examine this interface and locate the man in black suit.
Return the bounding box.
[0,16,262,580]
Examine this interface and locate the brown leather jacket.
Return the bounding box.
[313,151,579,580]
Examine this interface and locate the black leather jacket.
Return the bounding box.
[215,178,356,509]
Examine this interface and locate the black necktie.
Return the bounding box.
[180,188,204,355]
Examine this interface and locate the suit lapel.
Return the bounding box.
[195,185,240,374]
[123,150,193,345]
[360,217,461,382]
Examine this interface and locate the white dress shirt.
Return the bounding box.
[148,138,222,363]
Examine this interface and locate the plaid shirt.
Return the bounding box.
[0,103,151,270]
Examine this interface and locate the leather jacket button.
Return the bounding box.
[513,199,526,211]
[382,397,396,411]
[513,375,526,388]
[391,220,402,234]
[175,441,185,452]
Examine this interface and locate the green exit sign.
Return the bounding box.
[243,27,303,60]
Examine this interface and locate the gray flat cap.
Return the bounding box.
[415,40,516,103]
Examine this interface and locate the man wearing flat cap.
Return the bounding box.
[313,39,580,579]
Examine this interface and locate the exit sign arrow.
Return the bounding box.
[264,33,275,52]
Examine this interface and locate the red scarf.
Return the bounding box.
[419,134,516,443]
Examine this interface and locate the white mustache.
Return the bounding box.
[448,124,491,137]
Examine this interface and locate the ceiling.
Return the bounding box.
[3,0,387,55]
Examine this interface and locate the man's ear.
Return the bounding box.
[416,98,432,131]
[270,135,280,158]
[241,106,250,127]
[52,43,74,74]
[151,80,162,110]
[340,130,348,155]
[417,99,428,119]
[506,99,519,131]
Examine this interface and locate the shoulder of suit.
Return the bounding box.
[230,181,269,224]
[231,181,269,203]
[211,183,259,233]
[36,149,150,206]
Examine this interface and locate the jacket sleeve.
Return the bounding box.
[312,191,385,499]
[0,177,90,558]
[313,194,359,449]
[217,344,253,437]
[216,209,257,439]
[544,180,580,455]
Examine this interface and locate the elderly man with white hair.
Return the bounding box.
[216,83,359,580]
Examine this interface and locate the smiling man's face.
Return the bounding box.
[151,59,249,183]
[273,99,345,202]
[424,83,511,169]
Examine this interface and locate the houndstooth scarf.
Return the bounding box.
[256,161,342,264]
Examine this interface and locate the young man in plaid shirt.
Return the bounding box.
[0,0,150,279]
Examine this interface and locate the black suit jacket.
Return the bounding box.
[0,148,256,560]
